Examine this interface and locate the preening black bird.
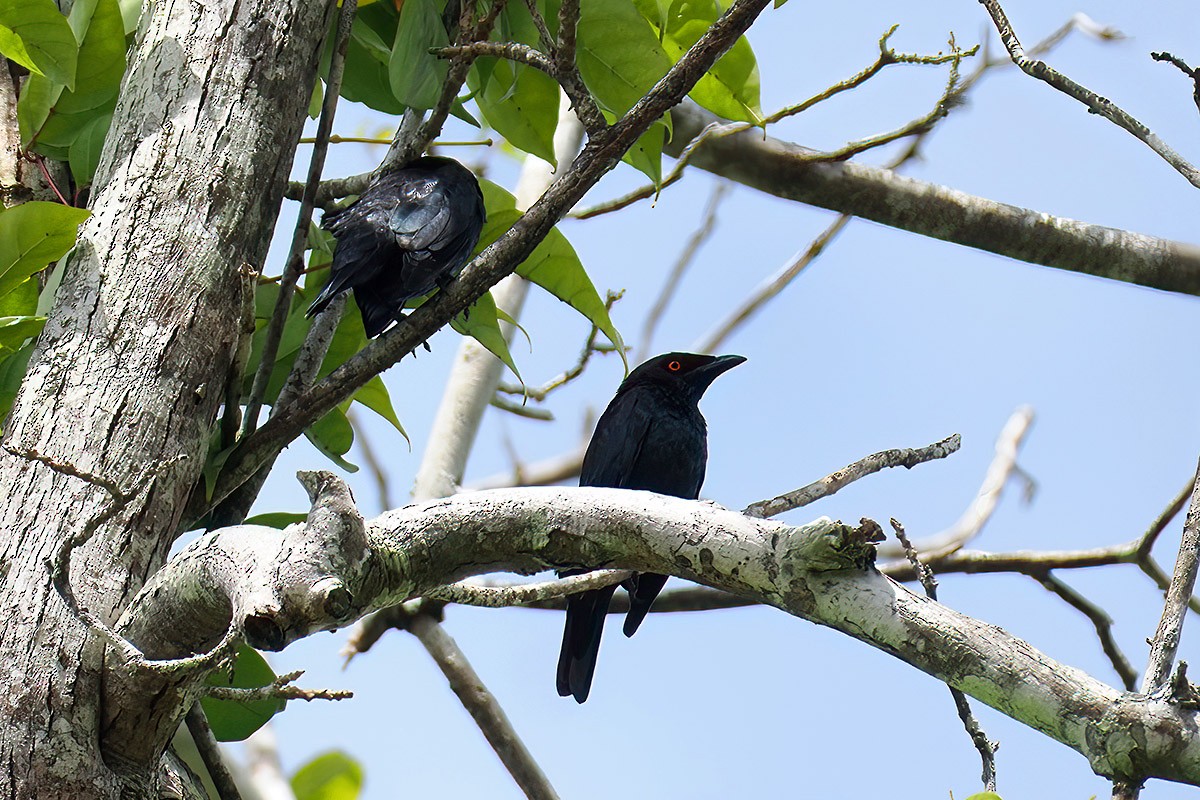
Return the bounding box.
[307,156,486,338]
[557,351,746,703]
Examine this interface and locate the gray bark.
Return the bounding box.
[0,0,329,795]
[123,478,1200,788]
[667,103,1200,295]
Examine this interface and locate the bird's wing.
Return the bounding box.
[579,390,653,489]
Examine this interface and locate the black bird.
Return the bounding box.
[557,351,745,703]
[307,156,486,338]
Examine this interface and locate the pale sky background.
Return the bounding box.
[237,0,1200,796]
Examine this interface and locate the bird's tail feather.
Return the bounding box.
[557,582,619,703]
[622,572,668,638]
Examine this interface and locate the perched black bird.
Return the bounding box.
[307,156,486,338]
[557,351,745,703]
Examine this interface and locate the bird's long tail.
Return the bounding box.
[557,580,619,704]
[622,572,668,637]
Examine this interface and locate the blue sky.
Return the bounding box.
[244,0,1200,796]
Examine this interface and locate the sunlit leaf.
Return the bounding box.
[0,0,77,87]
[201,644,286,742]
[353,375,408,441]
[21,0,125,152]
[0,202,90,302]
[0,341,35,430]
[389,0,448,110]
[450,290,522,382]
[478,180,626,368]
[0,316,46,357]
[292,751,364,800]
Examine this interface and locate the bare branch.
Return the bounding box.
[1142,457,1200,693]
[1036,573,1137,691]
[207,670,352,703]
[185,704,243,800]
[978,0,1200,188]
[878,406,1034,560]
[892,519,998,794]
[742,434,961,518]
[404,604,561,800]
[1151,51,1200,115]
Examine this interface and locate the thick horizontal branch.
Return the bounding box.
[666,103,1200,295]
[125,478,1200,787]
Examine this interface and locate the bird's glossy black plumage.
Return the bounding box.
[307,156,486,338]
[557,352,745,703]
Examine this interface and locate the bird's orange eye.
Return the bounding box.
[668,360,682,371]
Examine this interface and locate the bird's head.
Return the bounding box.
[621,352,746,401]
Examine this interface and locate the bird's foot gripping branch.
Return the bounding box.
[104,472,1200,788]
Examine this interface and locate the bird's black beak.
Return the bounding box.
[690,354,746,389]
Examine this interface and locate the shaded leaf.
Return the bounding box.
[0,202,90,302]
[305,405,359,473]
[450,290,522,383]
[67,110,111,185]
[291,751,364,800]
[471,60,559,164]
[0,0,77,86]
[201,644,286,742]
[244,511,308,529]
[0,276,38,317]
[0,341,35,431]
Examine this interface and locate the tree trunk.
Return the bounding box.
[0,0,329,795]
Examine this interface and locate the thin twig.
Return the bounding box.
[638,183,729,362]
[1036,573,1137,690]
[207,670,352,703]
[406,605,561,800]
[242,0,358,437]
[490,395,555,420]
[185,704,244,800]
[1141,457,1200,694]
[1151,51,1200,115]
[978,0,1200,188]
[348,407,393,512]
[743,434,961,518]
[892,519,998,793]
[877,406,1034,561]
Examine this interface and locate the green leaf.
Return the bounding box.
[0,202,90,302]
[244,511,308,529]
[388,0,448,111]
[0,0,78,87]
[576,0,672,115]
[0,316,46,357]
[67,110,110,185]
[308,78,324,119]
[22,0,125,151]
[964,794,1004,800]
[478,180,626,368]
[468,1,560,162]
[0,340,35,431]
[450,290,522,382]
[305,405,359,473]
[623,119,665,186]
[634,0,762,122]
[352,375,409,442]
[116,0,140,35]
[0,276,38,317]
[470,59,559,164]
[292,751,364,800]
[201,644,287,742]
[16,74,62,146]
[340,16,406,114]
